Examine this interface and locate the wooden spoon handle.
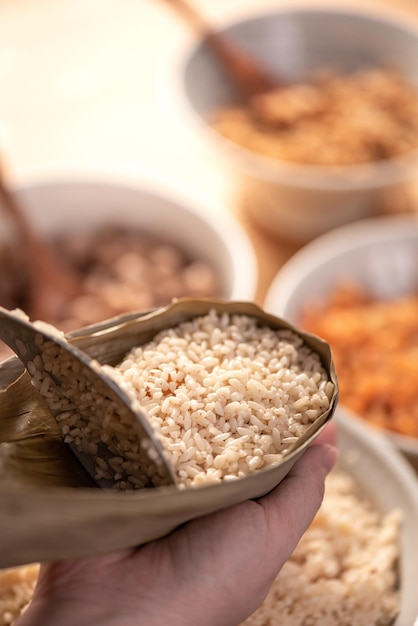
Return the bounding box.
[0,166,78,320]
[158,0,281,97]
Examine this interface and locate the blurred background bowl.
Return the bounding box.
[0,175,258,358]
[161,7,418,242]
[264,213,418,469]
[332,409,418,626]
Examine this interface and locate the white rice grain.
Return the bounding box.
[106,310,333,488]
[241,470,400,626]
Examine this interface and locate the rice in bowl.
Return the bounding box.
[241,469,400,626]
[105,308,334,488]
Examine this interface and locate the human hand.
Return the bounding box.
[16,424,338,626]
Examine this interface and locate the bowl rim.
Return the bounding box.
[264,213,418,456]
[157,5,418,190]
[9,171,259,303]
[264,213,418,312]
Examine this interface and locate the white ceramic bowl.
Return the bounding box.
[264,213,418,467]
[335,409,418,626]
[2,174,257,304]
[160,7,418,241]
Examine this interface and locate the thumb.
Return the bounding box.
[260,443,339,566]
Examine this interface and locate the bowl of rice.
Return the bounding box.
[160,7,418,241]
[0,174,257,361]
[264,213,418,469]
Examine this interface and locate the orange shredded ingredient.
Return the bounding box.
[298,282,418,438]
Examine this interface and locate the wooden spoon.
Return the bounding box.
[0,305,176,489]
[159,0,283,98]
[0,166,81,323]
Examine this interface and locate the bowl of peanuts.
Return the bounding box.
[0,174,257,361]
[264,213,418,470]
[161,7,418,242]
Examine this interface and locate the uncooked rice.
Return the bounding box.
[241,470,400,626]
[24,324,170,490]
[105,309,333,488]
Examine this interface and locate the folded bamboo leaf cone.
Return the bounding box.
[0,298,338,567]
